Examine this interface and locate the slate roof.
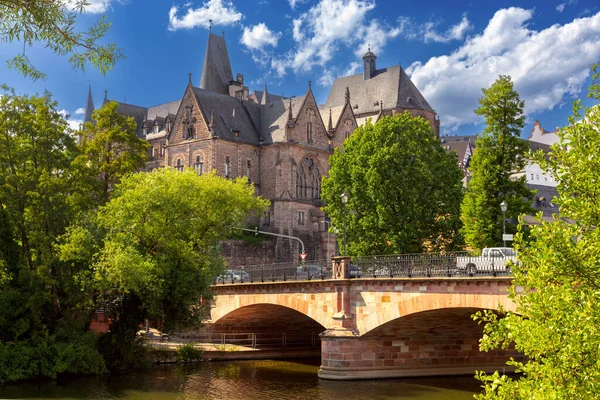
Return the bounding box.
[325,65,435,115]
[260,95,306,144]
[200,33,234,95]
[441,135,477,144]
[319,104,346,131]
[113,102,148,136]
[146,100,181,121]
[84,86,95,123]
[252,90,286,105]
[110,99,181,138]
[445,141,472,164]
[527,183,560,218]
[193,87,261,145]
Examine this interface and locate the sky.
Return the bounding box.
[1,0,599,137]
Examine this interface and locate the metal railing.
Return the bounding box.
[213,252,515,284]
[148,331,321,350]
[213,259,332,284]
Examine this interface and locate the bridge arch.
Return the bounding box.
[356,292,516,336]
[210,292,333,329]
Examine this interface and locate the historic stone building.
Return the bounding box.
[83,33,439,263]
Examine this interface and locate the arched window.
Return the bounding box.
[306,109,314,144]
[344,118,352,139]
[296,157,321,200]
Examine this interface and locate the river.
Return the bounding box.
[0,359,482,399]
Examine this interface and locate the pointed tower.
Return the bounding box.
[84,85,95,123]
[261,83,269,105]
[200,33,234,95]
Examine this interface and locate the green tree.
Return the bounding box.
[0,87,105,382]
[461,75,534,250]
[321,113,464,255]
[473,69,600,399]
[0,0,124,80]
[61,169,268,368]
[73,100,149,208]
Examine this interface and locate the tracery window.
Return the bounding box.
[344,118,352,139]
[296,157,321,200]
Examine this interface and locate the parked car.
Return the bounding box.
[456,248,516,275]
[216,269,251,284]
[296,265,329,280]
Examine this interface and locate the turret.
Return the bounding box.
[362,46,377,81]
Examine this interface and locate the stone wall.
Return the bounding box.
[221,238,278,267]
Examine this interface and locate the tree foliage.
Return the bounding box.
[0,0,124,80]
[73,100,149,208]
[461,75,534,250]
[0,87,105,382]
[322,113,464,255]
[473,69,600,399]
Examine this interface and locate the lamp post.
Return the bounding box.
[322,220,331,259]
[341,191,348,256]
[500,200,508,247]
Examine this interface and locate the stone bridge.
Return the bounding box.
[204,257,520,380]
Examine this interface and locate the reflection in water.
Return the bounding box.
[0,359,481,400]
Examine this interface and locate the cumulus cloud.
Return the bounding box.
[406,7,600,130]
[168,0,242,31]
[288,0,307,8]
[241,23,281,50]
[271,0,399,77]
[318,62,361,86]
[75,107,85,115]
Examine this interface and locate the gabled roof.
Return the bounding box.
[253,90,286,105]
[110,99,180,138]
[147,100,181,121]
[325,65,435,115]
[192,87,261,145]
[319,104,348,132]
[260,95,306,144]
[200,33,234,95]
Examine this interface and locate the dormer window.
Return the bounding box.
[143,128,148,136]
[167,122,172,132]
[154,125,159,133]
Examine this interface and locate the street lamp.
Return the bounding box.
[500,200,508,247]
[341,191,348,256]
[322,220,331,259]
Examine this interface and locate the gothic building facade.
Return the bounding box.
[83,33,439,263]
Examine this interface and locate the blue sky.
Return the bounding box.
[1,0,599,137]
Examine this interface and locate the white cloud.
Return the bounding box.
[64,0,129,14]
[317,61,361,86]
[272,0,399,76]
[288,0,307,9]
[58,109,84,131]
[406,8,600,130]
[168,0,242,31]
[240,23,281,50]
[557,0,577,13]
[423,14,472,43]
[75,107,85,115]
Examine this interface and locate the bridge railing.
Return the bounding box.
[353,252,514,278]
[148,331,322,350]
[214,259,332,284]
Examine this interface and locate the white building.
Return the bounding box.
[529,120,558,146]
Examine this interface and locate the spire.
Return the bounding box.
[327,108,333,131]
[345,87,351,104]
[308,80,312,90]
[188,71,192,84]
[103,89,108,105]
[261,83,269,105]
[200,33,234,95]
[83,85,95,123]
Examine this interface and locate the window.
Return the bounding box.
[167,122,172,132]
[263,211,270,226]
[344,118,352,139]
[531,173,534,180]
[154,125,159,133]
[186,126,195,139]
[246,160,252,181]
[175,159,184,172]
[159,142,165,157]
[306,109,314,143]
[142,128,148,136]
[296,157,321,200]
[298,211,305,225]
[194,156,204,175]
[225,156,230,178]
[536,174,540,181]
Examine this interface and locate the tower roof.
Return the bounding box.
[200,33,234,95]
[84,85,95,123]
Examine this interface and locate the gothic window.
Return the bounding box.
[194,155,204,175]
[298,211,305,225]
[186,126,195,139]
[296,157,321,200]
[246,160,252,181]
[184,105,195,139]
[306,109,314,144]
[344,118,352,139]
[175,159,184,172]
[225,156,230,178]
[159,141,165,157]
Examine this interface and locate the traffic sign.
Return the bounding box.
[299,253,307,261]
[502,234,514,241]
